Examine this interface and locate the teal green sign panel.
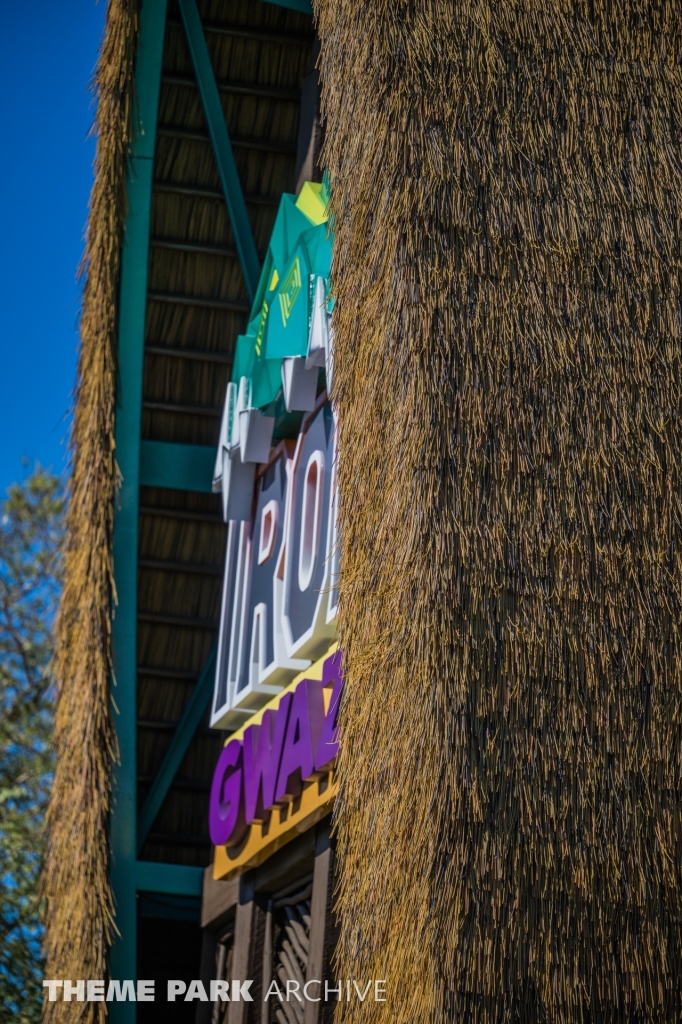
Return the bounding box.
[232,185,333,409]
[266,226,333,361]
[266,245,311,360]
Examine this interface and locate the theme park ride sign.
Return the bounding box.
[208,395,340,876]
[210,395,338,731]
[209,395,339,876]
[208,182,339,876]
[209,649,343,879]
[209,389,341,876]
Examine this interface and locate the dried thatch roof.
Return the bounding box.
[318,2,682,1022]
[43,0,314,1016]
[43,3,137,1019]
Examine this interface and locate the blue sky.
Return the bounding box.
[0,1,105,496]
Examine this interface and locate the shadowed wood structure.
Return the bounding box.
[137,0,313,869]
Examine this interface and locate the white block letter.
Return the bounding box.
[107,980,136,1001]
[324,981,341,1001]
[232,980,253,1002]
[375,980,386,1002]
[42,981,63,1001]
[261,978,280,1003]
[303,980,321,1002]
[168,981,187,1001]
[185,980,208,1002]
[63,981,85,1002]
[286,980,302,1003]
[137,981,155,1002]
[87,981,105,1002]
[264,980,283,1001]
[210,980,230,1002]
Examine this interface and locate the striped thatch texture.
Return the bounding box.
[317,3,682,1022]
[42,3,138,1021]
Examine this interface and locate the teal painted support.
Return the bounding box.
[177,0,260,301]
[261,0,313,12]
[139,439,216,493]
[136,646,217,853]
[137,861,204,897]
[109,0,167,1016]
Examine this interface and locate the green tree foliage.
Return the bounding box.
[0,469,64,1023]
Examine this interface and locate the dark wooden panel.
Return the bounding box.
[202,865,240,930]
[304,821,335,1024]
[252,829,317,894]
[227,876,269,1024]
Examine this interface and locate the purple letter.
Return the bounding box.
[275,679,325,802]
[243,692,292,824]
[209,739,247,848]
[314,651,344,771]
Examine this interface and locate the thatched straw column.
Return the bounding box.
[43,3,138,1021]
[317,3,682,1022]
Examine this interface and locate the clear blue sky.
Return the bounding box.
[0,1,105,496]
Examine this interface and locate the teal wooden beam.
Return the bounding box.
[139,439,216,492]
[137,861,204,897]
[261,0,313,12]
[137,646,217,853]
[109,0,168,1017]
[177,0,260,302]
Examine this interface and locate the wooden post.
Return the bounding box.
[198,867,239,1024]
[202,864,240,931]
[260,901,273,1024]
[212,944,229,1024]
[228,875,268,1024]
[304,821,338,1024]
